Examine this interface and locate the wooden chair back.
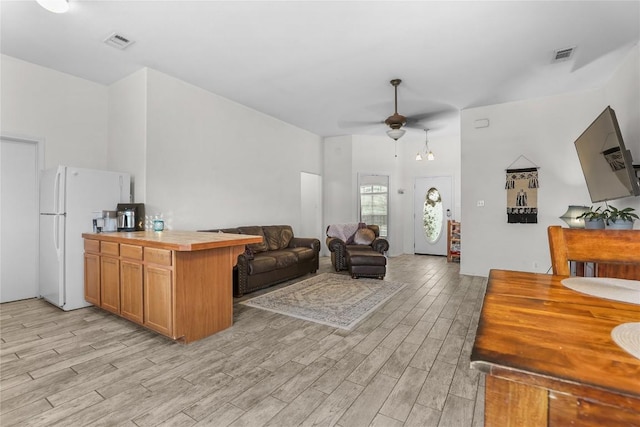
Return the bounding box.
[547,226,640,279]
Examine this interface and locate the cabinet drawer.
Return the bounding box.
[121,244,143,260]
[84,239,100,253]
[101,241,119,256]
[145,247,172,266]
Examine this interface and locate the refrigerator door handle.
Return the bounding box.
[53,213,66,253]
[54,214,60,252]
[54,169,62,213]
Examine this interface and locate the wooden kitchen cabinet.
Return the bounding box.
[144,265,173,336]
[120,260,144,324]
[143,246,174,336]
[120,244,144,325]
[83,239,101,306]
[83,231,261,342]
[100,241,120,314]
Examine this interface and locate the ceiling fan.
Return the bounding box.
[341,78,445,140]
[338,78,454,140]
[382,79,456,141]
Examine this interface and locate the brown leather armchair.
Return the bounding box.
[326,224,389,272]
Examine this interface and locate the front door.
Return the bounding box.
[414,176,453,255]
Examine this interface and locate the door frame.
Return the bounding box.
[1,133,45,301]
[300,171,323,254]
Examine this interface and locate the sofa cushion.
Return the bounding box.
[288,247,315,261]
[238,226,268,253]
[263,225,294,250]
[267,250,298,269]
[247,254,277,275]
[353,228,376,245]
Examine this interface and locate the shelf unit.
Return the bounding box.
[447,220,461,262]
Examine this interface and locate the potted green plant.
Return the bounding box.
[577,206,607,229]
[604,206,638,230]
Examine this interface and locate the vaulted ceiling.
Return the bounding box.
[2,1,638,139]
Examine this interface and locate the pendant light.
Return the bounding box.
[416,129,435,161]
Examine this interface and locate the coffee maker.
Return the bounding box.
[117,203,145,231]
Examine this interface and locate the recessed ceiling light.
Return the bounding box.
[36,0,70,14]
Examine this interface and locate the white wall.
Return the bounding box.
[1,55,109,170]
[323,135,355,227]
[107,68,148,202]
[460,44,640,277]
[605,43,640,161]
[144,69,323,232]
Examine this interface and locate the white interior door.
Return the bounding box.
[414,176,453,256]
[1,137,41,302]
[300,172,323,250]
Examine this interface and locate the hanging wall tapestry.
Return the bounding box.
[506,167,539,223]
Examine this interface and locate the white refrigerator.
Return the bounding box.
[39,166,131,311]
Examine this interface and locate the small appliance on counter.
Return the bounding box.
[103,210,118,232]
[116,203,145,231]
[93,210,118,233]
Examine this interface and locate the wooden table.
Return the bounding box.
[82,231,262,343]
[471,269,640,426]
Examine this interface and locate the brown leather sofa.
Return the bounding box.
[200,225,320,297]
[326,224,389,278]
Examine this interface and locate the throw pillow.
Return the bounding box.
[237,226,268,253]
[263,225,294,250]
[353,228,375,245]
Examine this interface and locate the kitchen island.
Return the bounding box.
[82,230,262,343]
[471,269,640,426]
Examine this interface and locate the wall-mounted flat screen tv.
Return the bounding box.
[574,106,640,203]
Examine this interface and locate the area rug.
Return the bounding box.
[240,273,406,330]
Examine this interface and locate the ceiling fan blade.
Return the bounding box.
[404,108,460,128]
[406,108,455,123]
[338,119,384,129]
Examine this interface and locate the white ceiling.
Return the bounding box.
[2,1,639,139]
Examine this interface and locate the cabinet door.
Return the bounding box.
[144,266,173,337]
[84,253,100,306]
[121,260,143,324]
[100,256,120,314]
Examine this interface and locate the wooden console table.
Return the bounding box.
[82,230,261,343]
[471,269,640,426]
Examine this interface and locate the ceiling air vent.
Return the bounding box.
[104,32,135,50]
[553,46,575,62]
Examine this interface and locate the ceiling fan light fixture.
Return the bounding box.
[387,128,406,141]
[37,0,70,13]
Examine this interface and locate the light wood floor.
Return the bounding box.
[1,254,487,427]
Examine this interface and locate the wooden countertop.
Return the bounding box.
[82,230,262,252]
[471,269,640,405]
